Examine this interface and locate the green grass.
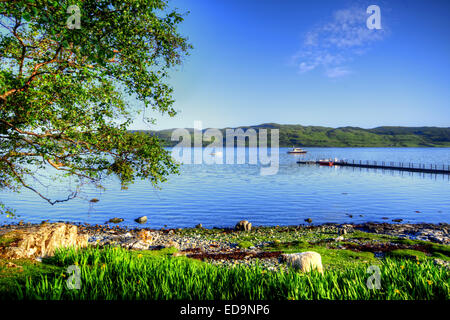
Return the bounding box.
[393,239,450,260]
[386,249,429,261]
[237,241,254,249]
[349,230,397,242]
[1,246,448,300]
[0,258,63,296]
[0,233,17,248]
[268,240,379,270]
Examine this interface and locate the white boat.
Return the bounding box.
[287,147,307,154]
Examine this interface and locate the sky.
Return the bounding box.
[130,0,450,130]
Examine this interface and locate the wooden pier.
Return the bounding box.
[297,159,450,175]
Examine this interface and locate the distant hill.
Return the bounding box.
[131,123,450,147]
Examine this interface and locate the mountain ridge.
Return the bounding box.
[130,123,450,147]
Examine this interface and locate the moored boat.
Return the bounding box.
[287,147,307,154]
[318,159,334,166]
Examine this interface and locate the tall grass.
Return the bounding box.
[10,246,450,300]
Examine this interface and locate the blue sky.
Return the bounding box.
[131,0,450,130]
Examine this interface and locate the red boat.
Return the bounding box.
[318,159,334,166]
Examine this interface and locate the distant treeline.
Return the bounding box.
[130,123,450,147]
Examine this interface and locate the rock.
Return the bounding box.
[108,218,124,224]
[161,240,179,249]
[304,218,312,224]
[195,223,203,229]
[335,235,345,241]
[433,258,450,269]
[137,230,154,242]
[120,230,155,250]
[121,239,150,250]
[130,241,149,250]
[89,198,99,203]
[134,216,148,224]
[392,219,403,223]
[172,251,186,257]
[0,223,88,259]
[281,252,323,274]
[235,220,252,231]
[6,262,22,269]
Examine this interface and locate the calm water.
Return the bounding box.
[1,147,449,228]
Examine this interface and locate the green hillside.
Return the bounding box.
[132,123,450,147]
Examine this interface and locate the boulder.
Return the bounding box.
[134,216,148,224]
[137,230,155,242]
[235,220,252,231]
[108,218,124,223]
[120,230,155,250]
[281,251,324,274]
[0,223,88,259]
[121,239,151,250]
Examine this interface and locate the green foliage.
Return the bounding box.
[0,202,15,217]
[0,0,191,205]
[430,244,450,257]
[386,249,429,260]
[2,246,449,300]
[393,239,450,259]
[237,240,254,249]
[0,257,63,296]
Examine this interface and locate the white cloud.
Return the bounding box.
[293,6,387,78]
[325,67,352,78]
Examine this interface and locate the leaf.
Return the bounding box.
[22,12,31,21]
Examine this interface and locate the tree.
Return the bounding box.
[0,0,191,213]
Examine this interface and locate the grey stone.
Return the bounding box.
[134,216,148,224]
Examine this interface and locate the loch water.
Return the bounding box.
[1,147,449,228]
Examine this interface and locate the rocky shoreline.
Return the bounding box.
[1,221,449,271]
[3,221,448,241]
[3,220,448,243]
[354,222,449,244]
